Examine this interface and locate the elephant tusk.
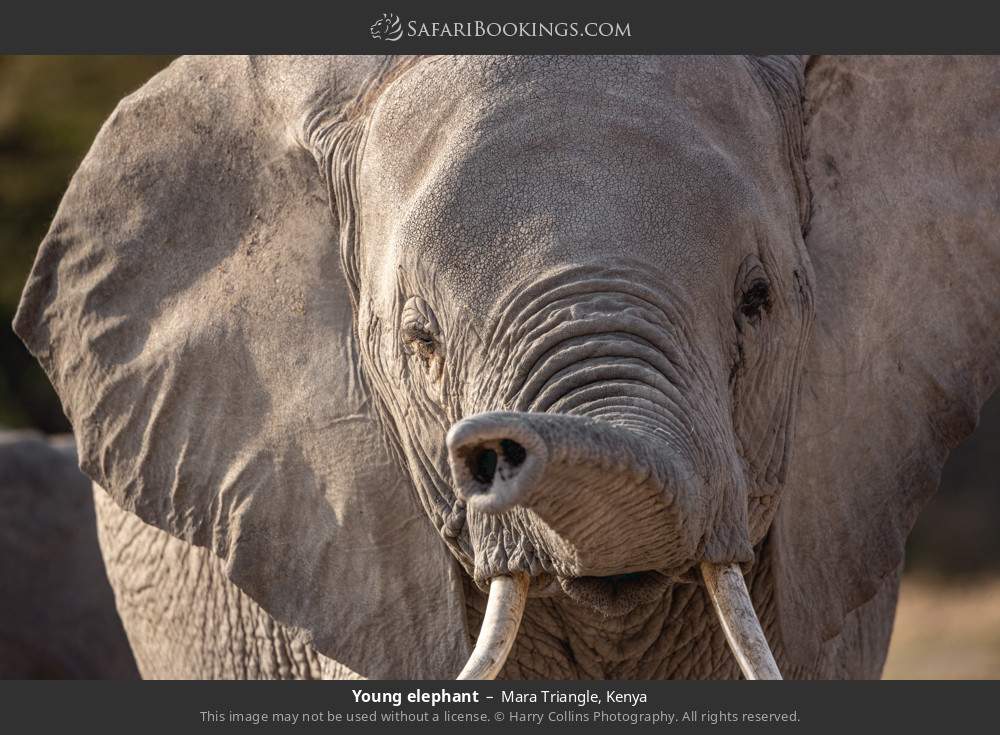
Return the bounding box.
[457,572,530,680]
[700,562,782,680]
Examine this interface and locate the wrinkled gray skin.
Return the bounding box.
[14,55,1000,679]
[93,489,357,679]
[0,432,137,678]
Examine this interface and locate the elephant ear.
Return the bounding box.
[14,55,470,679]
[771,56,1000,673]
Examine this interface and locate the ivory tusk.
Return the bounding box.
[457,572,530,680]
[700,562,782,680]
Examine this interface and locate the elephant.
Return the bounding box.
[91,484,359,678]
[12,55,1000,679]
[0,431,137,678]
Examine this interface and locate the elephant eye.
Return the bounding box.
[740,279,771,322]
[401,296,441,365]
[405,330,437,359]
[735,255,772,327]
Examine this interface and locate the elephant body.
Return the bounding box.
[0,432,137,678]
[14,55,1000,679]
[93,488,352,679]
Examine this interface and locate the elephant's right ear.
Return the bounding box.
[14,55,470,679]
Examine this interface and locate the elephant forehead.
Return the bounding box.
[359,55,787,317]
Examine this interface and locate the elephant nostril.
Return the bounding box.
[465,440,527,486]
[499,439,526,468]
[469,448,498,484]
[448,416,548,512]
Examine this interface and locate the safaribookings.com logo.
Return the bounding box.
[370,13,631,41]
[370,13,404,41]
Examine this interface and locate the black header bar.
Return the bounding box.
[2,1,1000,53]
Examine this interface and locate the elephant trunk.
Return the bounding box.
[447,410,751,580]
[449,275,776,678]
[448,412,780,680]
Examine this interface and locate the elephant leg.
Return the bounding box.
[93,485,360,680]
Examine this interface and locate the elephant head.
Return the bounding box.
[14,55,1000,679]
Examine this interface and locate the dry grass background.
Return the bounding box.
[883,575,1000,679]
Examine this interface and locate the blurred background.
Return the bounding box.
[0,56,172,431]
[0,56,997,678]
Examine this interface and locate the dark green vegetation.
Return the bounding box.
[0,56,173,431]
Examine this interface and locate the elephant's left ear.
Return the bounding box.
[768,56,1000,675]
[13,55,470,679]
